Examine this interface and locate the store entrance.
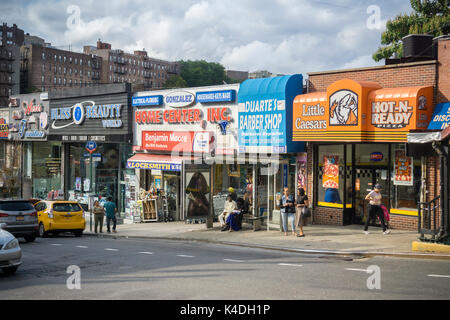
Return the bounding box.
[352,166,389,225]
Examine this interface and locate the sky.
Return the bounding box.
[0,0,413,75]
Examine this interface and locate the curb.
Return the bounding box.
[83,232,450,260]
[412,241,450,254]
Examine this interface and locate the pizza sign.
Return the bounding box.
[371,100,414,129]
[322,155,339,189]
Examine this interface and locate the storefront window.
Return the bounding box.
[68,143,121,210]
[390,144,421,211]
[317,145,345,206]
[32,142,62,199]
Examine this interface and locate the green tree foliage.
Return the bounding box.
[373,0,450,62]
[179,60,229,87]
[163,75,187,88]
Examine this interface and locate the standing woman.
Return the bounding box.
[93,200,105,234]
[296,188,309,237]
[279,187,296,236]
[364,184,390,235]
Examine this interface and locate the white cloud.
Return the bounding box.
[0,0,410,74]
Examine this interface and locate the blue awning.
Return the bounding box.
[237,74,304,153]
[428,102,450,130]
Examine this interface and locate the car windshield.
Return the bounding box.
[53,203,82,212]
[0,202,35,211]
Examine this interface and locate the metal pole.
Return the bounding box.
[267,163,270,232]
[90,153,92,232]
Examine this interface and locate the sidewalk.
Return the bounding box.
[83,219,450,259]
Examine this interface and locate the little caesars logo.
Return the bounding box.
[295,103,326,130]
[371,100,413,129]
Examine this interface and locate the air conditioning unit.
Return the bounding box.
[402,34,434,59]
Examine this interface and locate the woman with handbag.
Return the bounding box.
[279,187,296,236]
[295,188,309,237]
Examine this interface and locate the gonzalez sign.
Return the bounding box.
[293,79,434,142]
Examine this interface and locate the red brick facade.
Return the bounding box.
[303,38,449,231]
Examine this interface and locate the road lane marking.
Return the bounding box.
[345,268,368,272]
[278,263,303,267]
[76,246,88,248]
[427,274,450,278]
[177,255,194,258]
[224,259,245,263]
[139,252,154,255]
[105,248,119,252]
[50,244,62,246]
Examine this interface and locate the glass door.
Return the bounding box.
[353,166,389,225]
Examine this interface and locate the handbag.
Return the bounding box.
[302,206,311,218]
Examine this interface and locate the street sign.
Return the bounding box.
[85,141,97,154]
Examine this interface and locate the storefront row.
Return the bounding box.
[6,78,446,232]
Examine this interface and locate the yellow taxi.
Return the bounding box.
[33,201,86,237]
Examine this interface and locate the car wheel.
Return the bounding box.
[2,266,18,275]
[39,223,48,238]
[74,230,83,237]
[24,235,36,242]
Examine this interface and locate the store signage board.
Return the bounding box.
[8,93,50,141]
[132,95,163,107]
[51,101,123,129]
[133,84,240,153]
[293,79,434,143]
[196,90,236,103]
[141,131,212,153]
[126,160,182,172]
[427,102,450,130]
[164,91,195,108]
[394,149,413,186]
[238,75,303,154]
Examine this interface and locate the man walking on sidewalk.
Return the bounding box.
[104,197,118,233]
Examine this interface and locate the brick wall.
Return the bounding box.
[389,214,418,231]
[437,38,450,104]
[308,61,437,106]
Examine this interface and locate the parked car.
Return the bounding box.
[34,201,85,237]
[0,223,22,274]
[0,200,39,242]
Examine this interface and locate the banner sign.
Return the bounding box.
[0,118,8,139]
[196,90,236,103]
[132,95,163,107]
[297,153,307,190]
[141,131,211,153]
[293,79,434,142]
[394,149,413,186]
[322,155,339,189]
[126,160,182,171]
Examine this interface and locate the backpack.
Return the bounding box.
[380,204,390,222]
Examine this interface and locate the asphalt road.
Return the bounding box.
[0,234,449,300]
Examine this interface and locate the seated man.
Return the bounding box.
[225,209,242,232]
[218,194,236,227]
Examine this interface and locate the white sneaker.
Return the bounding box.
[383,230,391,235]
[364,231,370,235]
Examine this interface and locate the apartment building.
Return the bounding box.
[84,41,180,90]
[0,23,23,106]
[20,43,102,93]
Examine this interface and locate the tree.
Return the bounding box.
[179,60,229,87]
[373,0,450,62]
[163,75,187,88]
